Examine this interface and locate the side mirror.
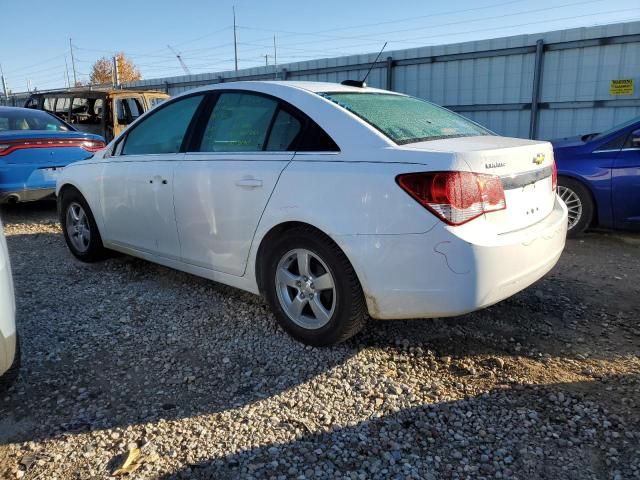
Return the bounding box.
[631,129,640,147]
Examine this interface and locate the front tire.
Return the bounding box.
[59,189,107,262]
[263,226,366,346]
[557,177,594,236]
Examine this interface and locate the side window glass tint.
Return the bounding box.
[266,109,301,151]
[200,93,277,152]
[297,121,339,151]
[122,95,203,155]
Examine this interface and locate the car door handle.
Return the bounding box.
[235,178,263,189]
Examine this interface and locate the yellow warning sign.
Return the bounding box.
[610,79,634,96]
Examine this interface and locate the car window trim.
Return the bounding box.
[187,89,335,154]
[188,90,282,153]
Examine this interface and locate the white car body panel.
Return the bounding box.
[100,154,182,259]
[57,81,567,321]
[175,152,293,276]
[0,218,16,377]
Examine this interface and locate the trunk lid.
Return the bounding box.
[404,136,556,233]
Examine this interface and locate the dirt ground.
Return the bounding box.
[0,201,638,479]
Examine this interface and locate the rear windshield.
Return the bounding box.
[319,92,491,144]
[0,109,70,132]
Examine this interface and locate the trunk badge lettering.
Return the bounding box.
[485,161,506,169]
[533,153,545,165]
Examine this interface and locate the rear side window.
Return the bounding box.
[296,120,339,151]
[199,92,278,152]
[266,110,301,151]
[122,94,203,155]
[319,92,491,144]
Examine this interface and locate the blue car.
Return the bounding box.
[552,115,640,235]
[0,107,105,203]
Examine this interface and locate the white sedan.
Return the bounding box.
[56,81,567,345]
[0,217,17,380]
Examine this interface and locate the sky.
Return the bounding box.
[1,0,639,92]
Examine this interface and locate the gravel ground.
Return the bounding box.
[0,201,639,480]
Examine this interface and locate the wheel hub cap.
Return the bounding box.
[66,202,91,253]
[275,248,337,330]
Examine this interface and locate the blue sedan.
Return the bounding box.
[553,115,640,235]
[0,107,105,203]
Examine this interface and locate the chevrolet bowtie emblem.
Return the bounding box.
[533,153,545,165]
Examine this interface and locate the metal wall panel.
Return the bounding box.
[4,21,639,140]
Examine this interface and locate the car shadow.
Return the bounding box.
[0,210,638,451]
[156,373,640,480]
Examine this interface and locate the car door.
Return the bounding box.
[100,93,205,259]
[612,128,640,230]
[174,91,299,276]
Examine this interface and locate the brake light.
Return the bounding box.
[396,171,506,226]
[551,159,557,191]
[0,138,106,156]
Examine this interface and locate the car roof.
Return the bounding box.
[189,80,398,96]
[0,106,46,114]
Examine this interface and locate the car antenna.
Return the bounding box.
[341,42,387,88]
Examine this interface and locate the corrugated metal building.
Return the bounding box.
[5,21,640,140]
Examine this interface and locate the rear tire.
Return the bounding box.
[263,226,366,346]
[557,177,594,237]
[59,189,107,262]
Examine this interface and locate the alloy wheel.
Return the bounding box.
[66,202,91,253]
[557,185,583,231]
[275,248,337,330]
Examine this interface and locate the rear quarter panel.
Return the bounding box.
[244,152,466,291]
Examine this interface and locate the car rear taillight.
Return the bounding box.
[0,138,106,156]
[551,159,557,191]
[396,171,506,226]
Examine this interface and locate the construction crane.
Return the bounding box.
[167,45,191,75]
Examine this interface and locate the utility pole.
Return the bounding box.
[69,38,77,86]
[273,35,278,79]
[27,79,31,92]
[233,6,238,72]
[64,56,71,88]
[112,55,120,87]
[0,63,8,100]
[265,54,268,67]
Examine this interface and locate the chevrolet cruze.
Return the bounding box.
[57,81,567,345]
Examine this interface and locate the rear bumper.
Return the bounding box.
[0,187,55,203]
[336,197,568,319]
[0,165,62,203]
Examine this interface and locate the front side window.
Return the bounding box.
[199,92,278,152]
[319,92,491,144]
[121,94,203,155]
